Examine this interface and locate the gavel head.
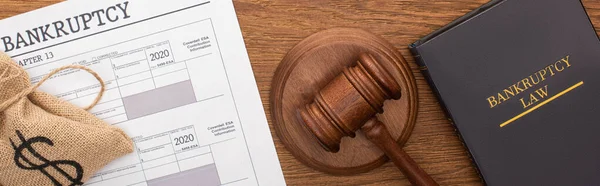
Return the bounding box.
[299,53,402,152]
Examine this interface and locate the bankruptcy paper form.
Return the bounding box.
[0,0,285,185]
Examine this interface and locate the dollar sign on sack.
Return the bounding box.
[10,130,84,186]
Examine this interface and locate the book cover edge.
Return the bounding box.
[578,0,600,43]
[407,0,507,184]
[409,46,487,185]
[409,0,600,184]
[409,0,505,51]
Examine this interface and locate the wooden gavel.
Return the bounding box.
[299,53,438,186]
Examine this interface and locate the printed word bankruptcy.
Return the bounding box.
[1,1,131,53]
[486,55,572,109]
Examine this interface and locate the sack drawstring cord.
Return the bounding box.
[0,65,105,112]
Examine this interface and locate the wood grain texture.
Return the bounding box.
[361,118,438,186]
[271,28,418,174]
[2,0,600,185]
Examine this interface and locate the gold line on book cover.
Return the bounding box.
[500,81,584,128]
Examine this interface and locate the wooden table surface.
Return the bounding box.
[2,0,599,185]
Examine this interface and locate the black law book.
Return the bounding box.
[409,0,600,185]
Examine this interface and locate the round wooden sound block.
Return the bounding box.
[271,28,418,174]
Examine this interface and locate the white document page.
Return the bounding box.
[0,0,285,185]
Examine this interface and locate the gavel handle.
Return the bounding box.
[361,118,438,186]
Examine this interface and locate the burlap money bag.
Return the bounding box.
[0,53,133,186]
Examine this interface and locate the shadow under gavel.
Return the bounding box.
[299,53,438,186]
